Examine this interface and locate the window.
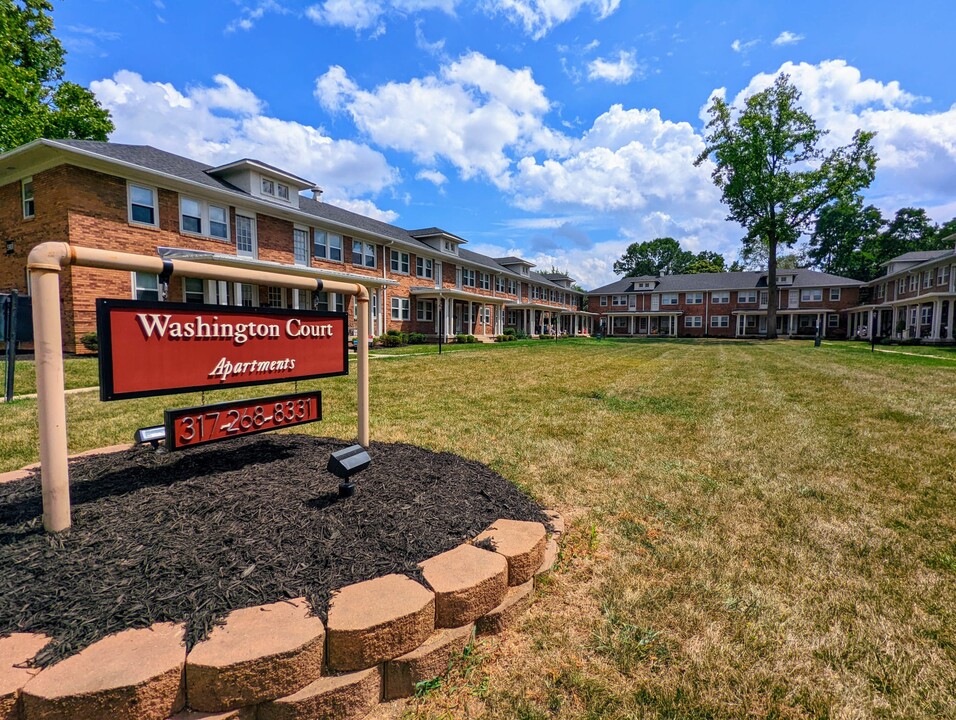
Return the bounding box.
[482,308,491,324]
[134,272,159,301]
[876,284,885,299]
[685,316,702,328]
[235,214,255,257]
[314,292,344,312]
[268,287,286,307]
[939,266,950,287]
[711,315,729,328]
[391,297,410,320]
[293,228,310,265]
[686,292,703,304]
[921,306,932,325]
[181,197,202,233]
[128,183,157,226]
[909,275,917,292]
[759,290,769,306]
[610,295,627,306]
[238,283,256,307]
[352,240,376,268]
[209,205,228,239]
[390,250,410,274]
[923,270,933,289]
[600,295,608,306]
[313,231,343,262]
[829,288,841,301]
[180,197,229,239]
[800,288,823,302]
[799,315,816,329]
[898,278,906,295]
[416,300,433,321]
[462,268,476,287]
[277,184,290,201]
[508,280,517,295]
[495,276,505,292]
[417,257,433,279]
[261,178,275,196]
[479,273,490,290]
[712,291,730,304]
[661,293,678,306]
[183,277,204,303]
[828,314,840,327]
[22,178,34,218]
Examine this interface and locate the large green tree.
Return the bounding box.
[613,237,694,277]
[0,0,113,151]
[695,74,877,338]
[808,196,885,280]
[683,251,727,274]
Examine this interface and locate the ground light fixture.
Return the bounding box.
[133,425,166,449]
[327,445,372,497]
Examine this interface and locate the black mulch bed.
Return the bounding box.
[0,435,549,667]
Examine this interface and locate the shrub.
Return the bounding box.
[503,327,517,336]
[455,333,467,343]
[466,334,477,343]
[378,329,409,347]
[407,332,427,345]
[879,337,897,345]
[496,334,516,342]
[79,332,98,353]
[899,337,922,346]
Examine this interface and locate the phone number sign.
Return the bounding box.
[164,391,321,451]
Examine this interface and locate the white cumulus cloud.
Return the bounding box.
[772,31,804,46]
[479,0,621,39]
[90,71,399,211]
[314,52,565,188]
[305,0,456,33]
[587,50,639,84]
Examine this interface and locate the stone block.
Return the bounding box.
[326,574,435,672]
[0,634,48,720]
[420,544,508,628]
[22,623,185,720]
[167,709,255,720]
[534,537,559,581]
[383,624,474,701]
[186,598,325,711]
[474,519,547,586]
[257,667,380,720]
[476,580,534,635]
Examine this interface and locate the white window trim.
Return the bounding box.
[417,256,434,279]
[182,277,205,304]
[390,249,410,274]
[313,230,344,263]
[132,271,160,301]
[800,288,823,302]
[292,226,310,266]
[391,297,410,321]
[685,316,702,328]
[712,292,730,304]
[179,196,230,241]
[710,315,729,328]
[661,293,679,306]
[127,182,158,227]
[352,240,377,268]
[22,177,34,219]
[234,211,257,258]
[829,288,841,301]
[416,300,433,322]
[686,293,703,305]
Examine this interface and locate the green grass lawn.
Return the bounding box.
[1,339,954,718]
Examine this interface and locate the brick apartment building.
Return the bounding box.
[0,140,590,353]
[589,270,866,339]
[2,139,954,350]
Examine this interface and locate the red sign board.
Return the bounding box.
[164,391,321,450]
[96,300,348,400]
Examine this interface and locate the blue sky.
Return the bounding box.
[56,0,956,287]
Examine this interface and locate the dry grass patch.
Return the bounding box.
[1,339,954,718]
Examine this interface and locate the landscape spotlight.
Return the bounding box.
[327,445,372,497]
[134,425,166,449]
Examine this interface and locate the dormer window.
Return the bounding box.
[260,177,291,202]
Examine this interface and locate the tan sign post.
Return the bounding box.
[27,242,371,533]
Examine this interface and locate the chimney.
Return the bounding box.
[311,186,323,201]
